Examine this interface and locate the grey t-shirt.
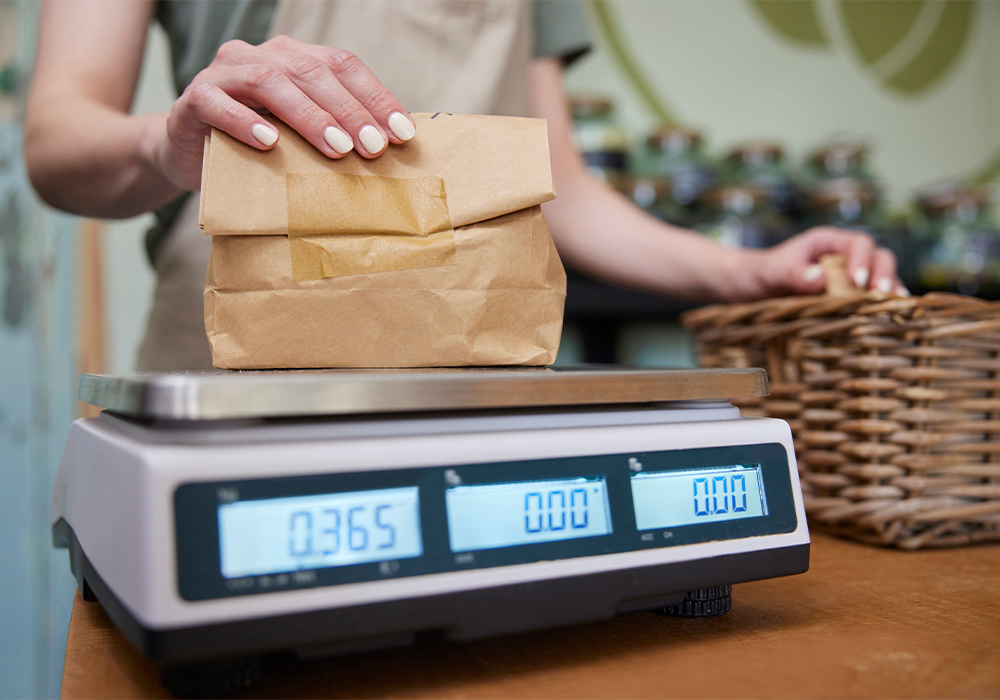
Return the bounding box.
[146,0,592,264]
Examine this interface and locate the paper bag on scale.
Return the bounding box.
[200,113,566,369]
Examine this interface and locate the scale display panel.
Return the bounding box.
[174,443,797,601]
[446,477,612,552]
[218,487,422,579]
[631,466,767,531]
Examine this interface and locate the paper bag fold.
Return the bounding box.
[201,113,555,236]
[284,171,456,281]
[286,172,451,237]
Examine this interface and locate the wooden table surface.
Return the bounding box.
[61,533,1000,699]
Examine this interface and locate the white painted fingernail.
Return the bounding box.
[252,123,278,147]
[388,112,415,141]
[803,265,823,284]
[853,267,870,289]
[876,276,893,293]
[896,286,911,297]
[324,126,354,154]
[359,125,386,154]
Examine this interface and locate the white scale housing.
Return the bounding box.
[53,368,809,664]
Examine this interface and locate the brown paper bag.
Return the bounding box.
[200,113,566,369]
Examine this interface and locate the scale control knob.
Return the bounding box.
[660,585,732,618]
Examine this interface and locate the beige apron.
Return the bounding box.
[137,0,533,371]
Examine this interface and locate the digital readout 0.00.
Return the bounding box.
[217,487,422,579]
[631,465,767,531]
[446,477,612,552]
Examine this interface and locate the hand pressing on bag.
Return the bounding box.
[25,1,415,218]
[160,34,416,191]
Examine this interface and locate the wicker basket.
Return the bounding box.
[681,257,1000,549]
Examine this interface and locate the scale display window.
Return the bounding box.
[217,487,423,579]
[445,477,613,552]
[631,465,768,530]
[175,443,798,601]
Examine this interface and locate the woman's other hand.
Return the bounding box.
[736,227,906,300]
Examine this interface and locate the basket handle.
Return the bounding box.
[819,254,854,296]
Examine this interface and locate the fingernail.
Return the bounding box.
[896,286,911,297]
[803,265,824,284]
[853,267,870,289]
[876,276,893,293]
[388,112,415,141]
[252,123,278,147]
[324,126,354,154]
[359,125,386,154]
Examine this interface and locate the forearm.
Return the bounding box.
[24,0,183,218]
[25,101,181,218]
[530,57,754,302]
[543,174,755,302]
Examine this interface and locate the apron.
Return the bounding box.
[136,0,533,371]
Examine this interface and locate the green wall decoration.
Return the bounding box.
[873,1,974,94]
[584,1,996,185]
[749,0,829,47]
[588,0,679,127]
[751,0,977,96]
[971,148,1000,185]
[839,0,925,66]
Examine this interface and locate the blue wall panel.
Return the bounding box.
[0,121,79,699]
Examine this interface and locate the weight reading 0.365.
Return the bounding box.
[693,474,748,517]
[288,505,396,558]
[524,487,595,533]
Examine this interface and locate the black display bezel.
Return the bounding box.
[175,443,797,601]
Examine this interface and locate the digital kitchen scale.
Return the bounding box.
[53,367,808,692]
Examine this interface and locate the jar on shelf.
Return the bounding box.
[722,142,802,222]
[615,175,689,226]
[697,185,796,250]
[570,96,629,183]
[639,127,717,224]
[805,136,878,189]
[913,183,1000,298]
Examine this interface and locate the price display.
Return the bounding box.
[631,465,767,531]
[217,487,422,579]
[446,477,612,553]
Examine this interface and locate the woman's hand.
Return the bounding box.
[734,227,906,300]
[159,35,416,191]
[25,2,416,218]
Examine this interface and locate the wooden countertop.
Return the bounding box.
[61,533,1000,699]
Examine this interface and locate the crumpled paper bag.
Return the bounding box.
[200,113,566,369]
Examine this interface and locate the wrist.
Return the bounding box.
[137,113,166,177]
[137,112,186,194]
[713,247,767,303]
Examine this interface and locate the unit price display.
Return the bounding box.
[217,487,422,579]
[446,477,612,552]
[631,465,767,531]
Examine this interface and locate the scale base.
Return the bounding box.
[55,519,807,665]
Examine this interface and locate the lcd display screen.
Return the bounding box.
[217,487,422,578]
[631,465,767,531]
[445,477,612,552]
